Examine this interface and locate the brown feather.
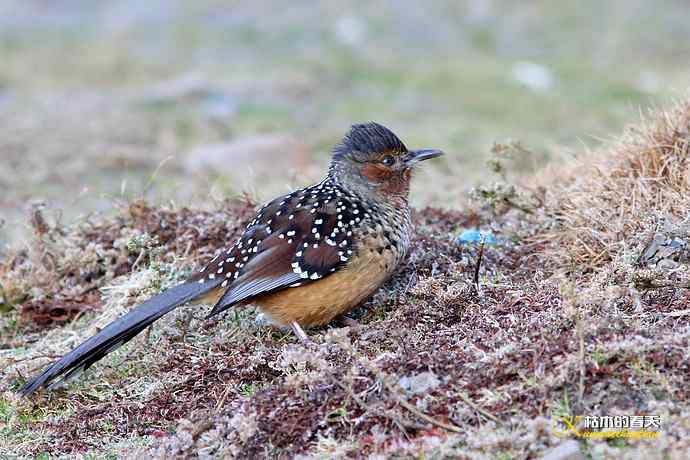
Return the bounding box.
[254,230,401,326]
[201,177,364,316]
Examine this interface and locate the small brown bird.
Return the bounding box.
[20,122,443,394]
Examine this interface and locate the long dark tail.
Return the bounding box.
[19,279,221,396]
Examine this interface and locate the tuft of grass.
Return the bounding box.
[538,98,690,271]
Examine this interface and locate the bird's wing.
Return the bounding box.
[198,179,363,317]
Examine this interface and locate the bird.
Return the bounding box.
[19,122,443,395]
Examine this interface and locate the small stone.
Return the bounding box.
[398,371,440,394]
[511,61,555,92]
[541,440,584,460]
[254,312,270,326]
[183,135,315,191]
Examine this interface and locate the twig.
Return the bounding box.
[576,308,585,405]
[215,383,234,412]
[637,280,690,290]
[663,308,690,317]
[7,354,63,365]
[338,350,469,434]
[394,393,463,433]
[131,249,146,271]
[503,198,534,215]
[472,236,486,295]
[334,379,415,436]
[142,156,174,198]
[370,367,468,433]
[337,342,502,434]
[457,392,502,426]
[77,284,99,297]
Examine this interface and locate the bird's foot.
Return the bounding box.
[290,321,317,347]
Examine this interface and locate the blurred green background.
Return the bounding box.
[1,0,688,247]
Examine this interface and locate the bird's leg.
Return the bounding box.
[290,321,314,345]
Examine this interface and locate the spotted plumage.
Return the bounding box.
[20,122,443,394]
[194,172,412,322]
[195,177,359,285]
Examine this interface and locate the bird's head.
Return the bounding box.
[329,122,443,201]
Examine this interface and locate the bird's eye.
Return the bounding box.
[381,155,395,166]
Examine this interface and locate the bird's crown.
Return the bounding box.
[333,122,408,161]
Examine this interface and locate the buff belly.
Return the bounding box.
[255,241,400,327]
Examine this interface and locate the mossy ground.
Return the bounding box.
[3,1,690,458]
[3,100,690,458]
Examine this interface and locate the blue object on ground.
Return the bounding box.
[668,237,686,249]
[456,229,498,245]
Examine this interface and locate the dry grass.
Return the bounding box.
[3,98,690,458]
[538,98,690,271]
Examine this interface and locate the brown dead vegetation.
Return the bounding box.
[3,100,690,459]
[539,99,690,271]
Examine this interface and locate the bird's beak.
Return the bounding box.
[404,149,444,166]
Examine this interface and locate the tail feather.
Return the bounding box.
[19,280,221,396]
